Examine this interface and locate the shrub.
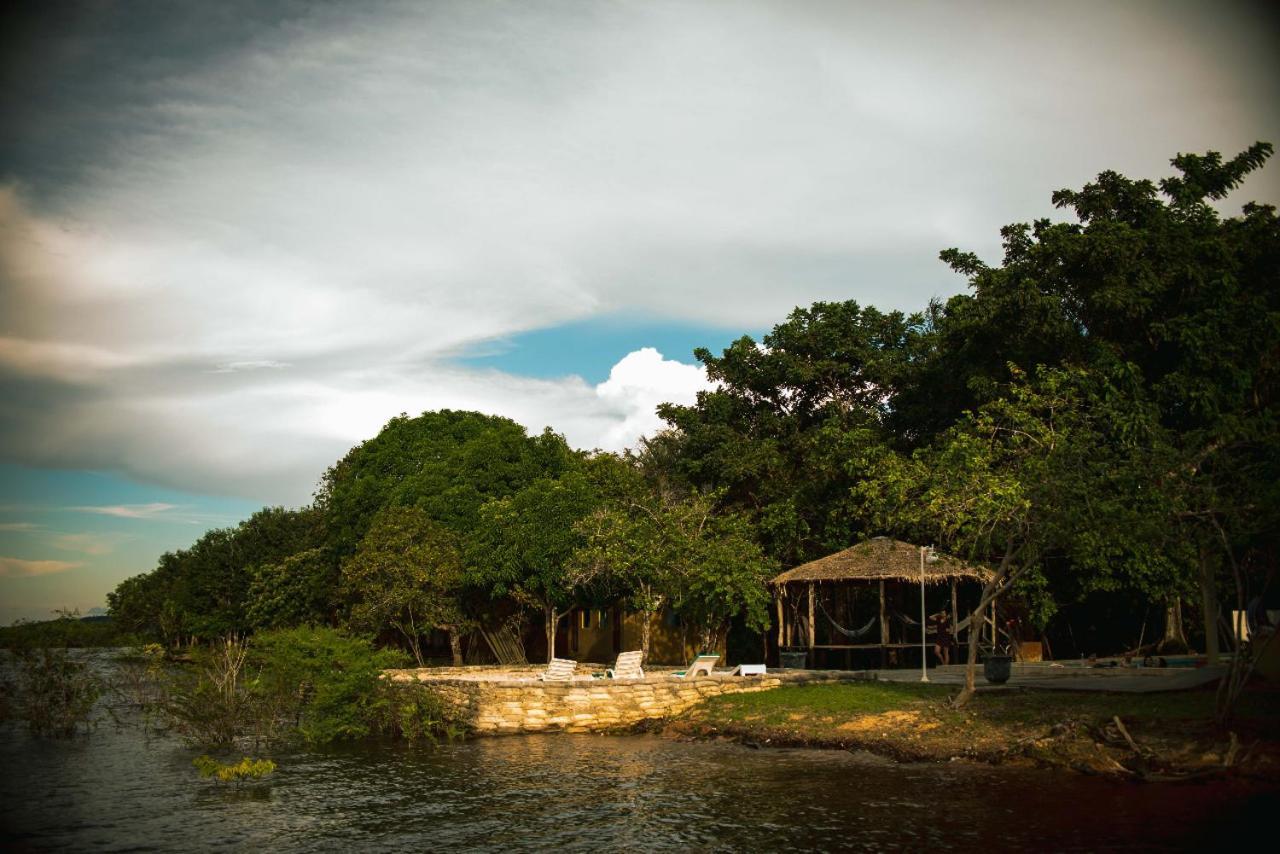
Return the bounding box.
[250,626,404,744]
[193,755,277,784]
[6,646,101,737]
[378,683,470,743]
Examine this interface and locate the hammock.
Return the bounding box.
[816,597,878,640]
[893,610,924,629]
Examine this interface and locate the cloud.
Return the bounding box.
[67,503,177,519]
[0,557,81,578]
[209,360,292,374]
[595,348,712,451]
[0,1,1276,505]
[0,522,40,531]
[50,532,127,556]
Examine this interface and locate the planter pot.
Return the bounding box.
[983,655,1013,684]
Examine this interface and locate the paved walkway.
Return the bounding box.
[867,662,1226,693]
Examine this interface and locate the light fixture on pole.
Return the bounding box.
[920,544,938,682]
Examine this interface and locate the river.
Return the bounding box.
[1,655,1272,851]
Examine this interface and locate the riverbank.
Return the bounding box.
[664,680,1280,781]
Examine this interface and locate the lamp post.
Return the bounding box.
[920,545,937,682]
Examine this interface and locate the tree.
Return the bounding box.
[107,505,325,643]
[470,471,601,662]
[575,480,775,661]
[857,365,1182,704]
[245,548,339,631]
[317,410,575,554]
[341,508,470,666]
[927,142,1279,713]
[658,302,929,565]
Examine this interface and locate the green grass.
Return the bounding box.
[698,681,1280,742]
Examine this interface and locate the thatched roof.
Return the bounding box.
[770,537,994,587]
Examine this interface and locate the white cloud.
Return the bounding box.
[0,557,82,578]
[67,504,178,519]
[595,348,712,451]
[50,533,128,556]
[0,522,40,532]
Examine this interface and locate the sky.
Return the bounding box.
[1,0,1277,623]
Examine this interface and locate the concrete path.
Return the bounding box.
[865,662,1226,693]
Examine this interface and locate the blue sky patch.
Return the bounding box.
[455,315,762,384]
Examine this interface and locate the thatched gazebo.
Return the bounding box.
[769,537,994,669]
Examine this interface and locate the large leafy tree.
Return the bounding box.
[318,410,576,553]
[245,548,339,631]
[109,505,326,642]
[341,507,470,666]
[574,466,775,662]
[858,365,1181,703]
[470,470,602,662]
[658,302,929,564]
[933,143,1279,680]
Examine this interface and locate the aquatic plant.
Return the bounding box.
[192,755,277,784]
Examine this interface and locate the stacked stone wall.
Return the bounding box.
[385,668,871,735]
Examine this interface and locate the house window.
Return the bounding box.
[580,609,592,630]
[597,609,609,628]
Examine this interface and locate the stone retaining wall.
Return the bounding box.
[384,667,872,735]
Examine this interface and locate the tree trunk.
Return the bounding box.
[1158,598,1188,655]
[640,609,653,664]
[545,606,558,664]
[448,629,464,667]
[953,536,1022,707]
[1199,550,1220,665]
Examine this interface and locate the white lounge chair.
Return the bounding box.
[540,657,578,682]
[728,663,766,676]
[674,653,719,678]
[605,650,645,679]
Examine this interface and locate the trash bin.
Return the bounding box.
[779,650,808,670]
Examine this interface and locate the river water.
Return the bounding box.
[1,656,1273,851]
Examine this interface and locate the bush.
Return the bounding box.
[5,646,101,737]
[378,682,470,743]
[192,755,277,784]
[250,626,405,744]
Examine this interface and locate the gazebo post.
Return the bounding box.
[879,579,888,669]
[775,586,785,649]
[878,580,888,645]
[951,579,959,644]
[807,582,816,660]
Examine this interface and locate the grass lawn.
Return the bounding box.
[677,680,1280,777]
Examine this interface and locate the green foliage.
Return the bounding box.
[341,509,469,666]
[108,506,326,642]
[470,469,604,658]
[161,636,258,747]
[192,755,277,784]
[1,610,105,737]
[377,683,469,743]
[249,626,405,745]
[246,548,339,631]
[318,410,576,552]
[4,646,101,737]
[659,302,928,564]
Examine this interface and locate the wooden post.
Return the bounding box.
[775,588,785,648]
[879,580,888,645]
[807,582,816,654]
[778,588,788,647]
[951,579,959,642]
